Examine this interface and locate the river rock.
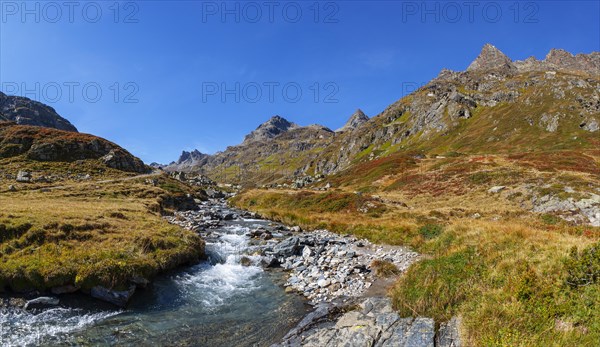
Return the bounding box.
[51,284,79,295]
[91,285,136,307]
[23,296,60,310]
[302,246,312,259]
[223,213,236,220]
[273,236,301,257]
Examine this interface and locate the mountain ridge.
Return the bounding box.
[166,44,599,184]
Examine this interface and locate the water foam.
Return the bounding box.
[0,307,120,347]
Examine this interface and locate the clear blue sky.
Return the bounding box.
[1,0,598,163]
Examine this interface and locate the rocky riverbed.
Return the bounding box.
[166,199,419,304]
[166,198,462,347]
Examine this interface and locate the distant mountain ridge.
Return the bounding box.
[167,44,599,184]
[0,92,78,132]
[467,44,600,75]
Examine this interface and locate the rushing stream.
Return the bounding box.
[0,203,310,346]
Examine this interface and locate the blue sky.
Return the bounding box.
[1,0,598,163]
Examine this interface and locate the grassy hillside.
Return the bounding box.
[231,148,600,346]
[0,170,205,294]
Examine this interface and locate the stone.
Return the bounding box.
[91,285,136,307]
[437,316,463,347]
[488,186,506,193]
[23,296,60,310]
[317,279,331,288]
[291,226,302,232]
[404,318,435,347]
[16,171,32,183]
[222,213,236,220]
[273,236,301,257]
[51,284,79,295]
[302,245,312,259]
[7,185,16,192]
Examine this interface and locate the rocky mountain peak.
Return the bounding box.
[336,109,369,132]
[467,44,516,73]
[0,92,78,132]
[243,115,298,144]
[177,149,205,164]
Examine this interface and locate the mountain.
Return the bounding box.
[336,109,369,132]
[164,149,210,172]
[243,115,299,144]
[169,44,599,184]
[467,43,517,73]
[0,92,78,132]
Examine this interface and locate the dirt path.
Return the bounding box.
[34,171,162,192]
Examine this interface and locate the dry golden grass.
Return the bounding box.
[0,174,204,293]
[232,157,600,346]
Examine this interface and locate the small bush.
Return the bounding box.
[541,214,560,225]
[564,243,600,288]
[419,224,443,239]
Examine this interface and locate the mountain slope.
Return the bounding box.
[0,92,78,132]
[171,44,598,185]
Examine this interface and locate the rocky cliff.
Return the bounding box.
[0,92,78,132]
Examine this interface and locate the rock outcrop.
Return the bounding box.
[277,297,457,347]
[336,109,369,132]
[0,122,148,173]
[243,115,299,144]
[0,92,78,132]
[467,43,517,73]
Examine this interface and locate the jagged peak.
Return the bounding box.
[259,115,294,129]
[467,44,516,73]
[545,48,574,62]
[243,115,299,144]
[336,109,370,132]
[177,149,206,164]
